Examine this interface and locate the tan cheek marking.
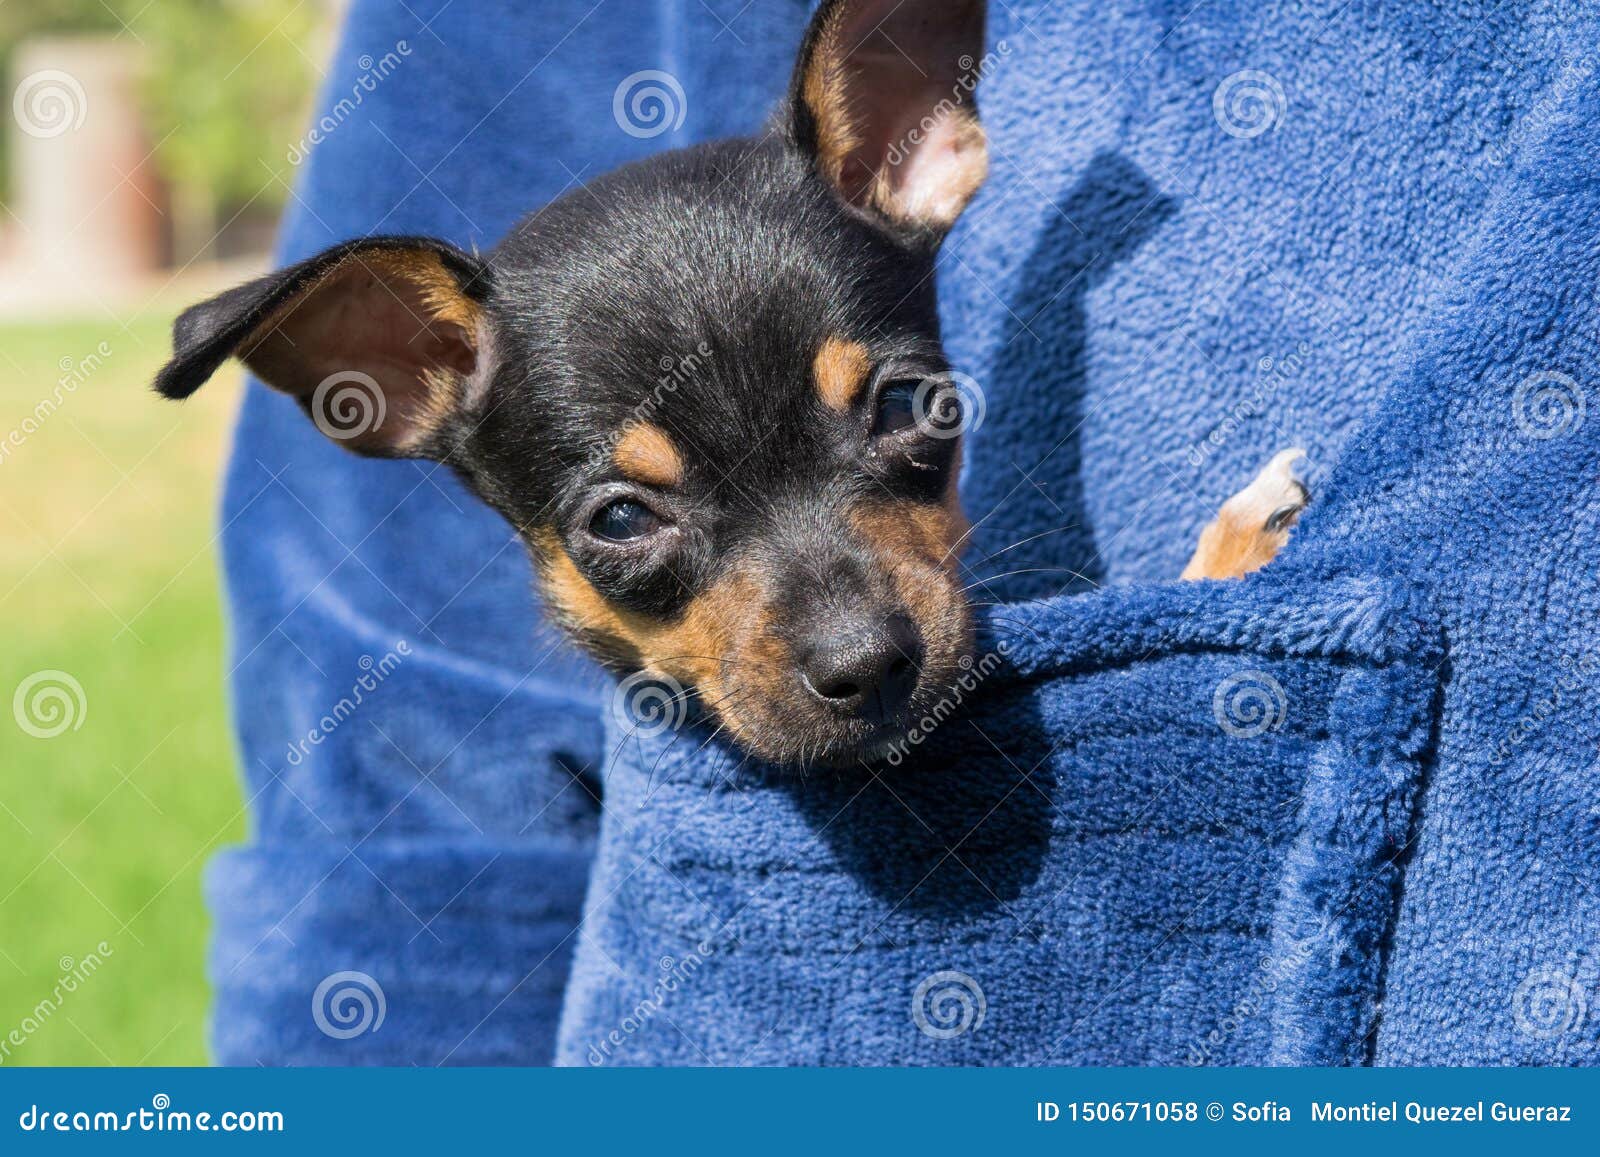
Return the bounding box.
[850,501,965,638]
[530,532,780,727]
[851,500,968,576]
[849,500,974,679]
[531,531,635,661]
[612,422,684,488]
[813,337,872,412]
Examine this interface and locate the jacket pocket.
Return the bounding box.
[555,568,1441,1066]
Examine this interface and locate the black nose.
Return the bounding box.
[799,613,923,725]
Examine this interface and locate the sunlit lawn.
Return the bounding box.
[0,301,244,1065]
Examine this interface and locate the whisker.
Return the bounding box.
[961,566,1100,595]
[937,511,987,567]
[645,654,793,677]
[963,523,1086,571]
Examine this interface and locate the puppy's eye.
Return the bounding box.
[589,499,665,542]
[872,380,922,436]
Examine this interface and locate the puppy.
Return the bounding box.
[153,0,1302,765]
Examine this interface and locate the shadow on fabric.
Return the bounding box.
[963,150,1176,602]
[786,674,1055,917]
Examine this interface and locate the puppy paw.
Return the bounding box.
[1181,448,1309,581]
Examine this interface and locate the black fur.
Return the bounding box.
[462,137,953,620]
[151,0,988,765]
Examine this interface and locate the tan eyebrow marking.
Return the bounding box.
[813,337,872,412]
[612,421,684,487]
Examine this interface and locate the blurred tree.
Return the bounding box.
[2,0,326,257]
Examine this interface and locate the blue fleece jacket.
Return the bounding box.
[207,0,1600,1065]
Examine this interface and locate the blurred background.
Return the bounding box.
[1,0,342,1064]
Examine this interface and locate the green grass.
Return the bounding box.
[0,304,244,1065]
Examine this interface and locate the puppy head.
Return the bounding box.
[155,0,989,766]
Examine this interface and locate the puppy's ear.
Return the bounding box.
[788,0,989,235]
[154,237,493,458]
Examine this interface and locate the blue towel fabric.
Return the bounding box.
[207,0,1600,1066]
